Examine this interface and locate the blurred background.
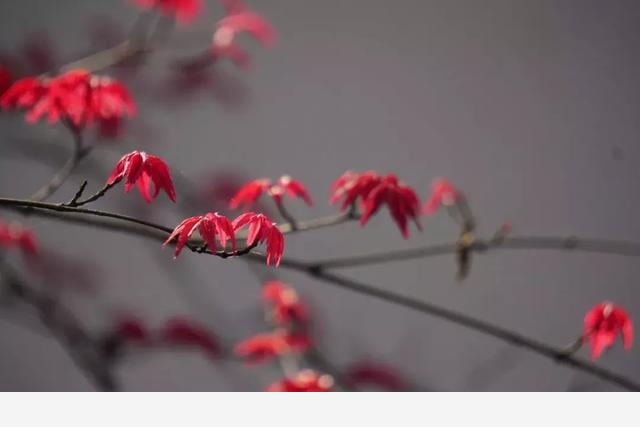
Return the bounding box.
[1,0,639,391]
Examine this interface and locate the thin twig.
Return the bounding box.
[278,209,357,234]
[56,10,178,75]
[29,129,90,202]
[65,182,117,207]
[60,40,143,74]
[67,181,89,206]
[559,336,585,358]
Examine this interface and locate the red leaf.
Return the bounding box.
[583,302,633,360]
[1,69,135,136]
[262,281,308,326]
[423,178,461,215]
[232,212,284,266]
[164,213,236,257]
[332,171,421,238]
[108,151,176,203]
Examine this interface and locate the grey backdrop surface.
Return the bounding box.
[0,0,639,391]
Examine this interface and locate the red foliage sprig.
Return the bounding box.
[0,220,38,256]
[229,176,313,209]
[423,177,461,215]
[262,281,309,327]
[232,212,284,266]
[1,69,135,136]
[164,212,235,257]
[212,10,275,68]
[330,170,422,238]
[107,151,176,203]
[584,302,633,360]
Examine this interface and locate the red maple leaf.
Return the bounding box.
[584,302,633,360]
[107,150,176,203]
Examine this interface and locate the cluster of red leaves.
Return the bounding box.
[0,69,135,136]
[129,0,274,68]
[330,171,422,238]
[165,211,284,266]
[106,152,285,265]
[266,369,333,392]
[584,302,633,360]
[0,220,38,256]
[234,281,332,391]
[262,281,308,327]
[225,174,464,242]
[164,212,235,257]
[108,150,176,203]
[234,282,310,364]
[233,212,284,266]
[111,315,219,359]
[229,176,312,209]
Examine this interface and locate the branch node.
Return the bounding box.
[307,265,324,277]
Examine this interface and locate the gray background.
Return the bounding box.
[1,0,639,391]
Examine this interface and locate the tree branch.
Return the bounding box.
[306,236,640,270]
[0,260,117,391]
[57,12,155,74]
[289,268,640,391]
[0,197,174,234]
[64,181,117,207]
[29,129,90,202]
[0,197,355,246]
